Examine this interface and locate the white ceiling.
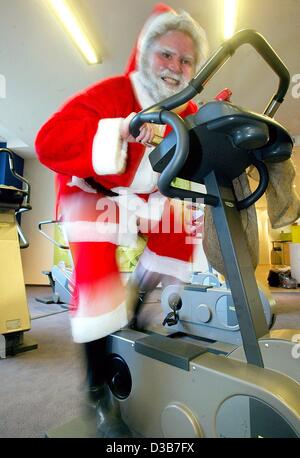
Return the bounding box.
[0,0,300,159]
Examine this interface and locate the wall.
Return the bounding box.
[20,158,55,284]
[256,208,271,265]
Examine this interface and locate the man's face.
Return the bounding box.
[140,30,196,102]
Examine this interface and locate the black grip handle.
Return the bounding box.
[129,110,163,139]
[232,29,289,103]
[130,29,289,124]
[130,110,219,205]
[236,159,269,210]
[192,29,289,101]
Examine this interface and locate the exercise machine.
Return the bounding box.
[162,264,276,346]
[36,219,73,307]
[161,278,275,345]
[104,29,300,438]
[47,29,300,438]
[0,148,37,357]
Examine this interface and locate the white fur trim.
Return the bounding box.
[70,302,128,343]
[64,221,138,247]
[67,176,97,193]
[137,11,209,72]
[92,118,127,175]
[129,146,159,193]
[62,192,168,248]
[139,246,192,282]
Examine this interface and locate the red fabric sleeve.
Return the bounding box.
[35,76,133,178]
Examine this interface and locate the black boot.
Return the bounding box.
[83,338,132,438]
[83,338,107,410]
[95,384,132,438]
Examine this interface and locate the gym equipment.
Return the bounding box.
[0,148,37,357]
[47,29,300,438]
[161,280,275,345]
[162,270,276,345]
[105,29,300,438]
[36,219,73,307]
[190,271,222,287]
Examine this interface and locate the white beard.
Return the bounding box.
[138,61,190,103]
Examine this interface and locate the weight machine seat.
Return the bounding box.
[0,184,28,209]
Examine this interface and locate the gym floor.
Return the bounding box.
[0,278,299,438]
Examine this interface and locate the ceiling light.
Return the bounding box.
[224,0,238,39]
[46,0,100,64]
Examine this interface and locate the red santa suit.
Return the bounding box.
[35,4,203,343]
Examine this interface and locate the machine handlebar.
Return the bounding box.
[130,29,290,138]
[129,29,289,209]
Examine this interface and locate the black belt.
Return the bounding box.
[84,177,119,197]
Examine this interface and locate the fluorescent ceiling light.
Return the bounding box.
[46,0,100,64]
[224,0,237,39]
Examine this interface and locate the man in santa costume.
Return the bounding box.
[35,3,208,437]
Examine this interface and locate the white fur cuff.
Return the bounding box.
[92,118,127,175]
[139,246,192,282]
[70,302,128,343]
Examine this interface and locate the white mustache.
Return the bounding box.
[159,70,184,84]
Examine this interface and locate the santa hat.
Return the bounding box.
[125,3,209,75]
